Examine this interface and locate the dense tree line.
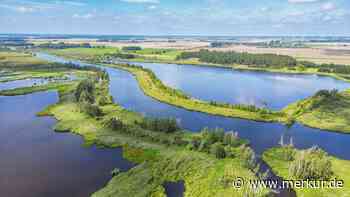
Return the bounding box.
[122,46,142,51]
[38,42,91,49]
[300,61,350,74]
[136,117,180,133]
[109,53,136,59]
[177,50,297,67]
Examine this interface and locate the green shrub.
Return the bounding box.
[223,131,240,147]
[238,145,257,170]
[210,143,226,159]
[104,117,124,130]
[97,95,113,106]
[289,147,333,180]
[79,103,102,117]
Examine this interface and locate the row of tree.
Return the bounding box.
[300,61,350,74]
[38,42,91,49]
[177,49,297,67]
[136,117,180,133]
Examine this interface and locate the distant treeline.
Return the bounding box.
[122,46,142,51]
[38,42,91,49]
[177,49,297,67]
[3,60,107,74]
[300,61,350,74]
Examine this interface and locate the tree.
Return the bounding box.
[289,146,333,180]
[239,145,257,170]
[223,131,239,146]
[75,79,95,103]
[104,117,124,130]
[210,143,226,159]
[79,103,102,117]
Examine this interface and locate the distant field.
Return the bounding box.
[125,48,182,61]
[29,39,210,50]
[30,39,350,65]
[206,45,350,65]
[49,47,118,60]
[0,52,48,66]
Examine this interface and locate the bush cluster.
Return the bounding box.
[289,146,333,180]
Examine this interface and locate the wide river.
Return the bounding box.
[0,91,135,197]
[35,53,350,161]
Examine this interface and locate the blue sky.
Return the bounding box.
[0,0,349,36]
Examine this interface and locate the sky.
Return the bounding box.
[0,0,349,36]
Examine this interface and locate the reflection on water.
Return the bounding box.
[0,92,135,197]
[132,62,350,110]
[0,78,48,91]
[164,181,185,197]
[36,53,350,160]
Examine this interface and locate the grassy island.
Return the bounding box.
[284,89,350,133]
[108,63,287,123]
[263,146,350,197]
[3,67,272,197]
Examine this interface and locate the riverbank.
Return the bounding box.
[108,63,287,123]
[42,49,350,133]
[31,74,269,196]
[263,147,350,197]
[283,89,350,133]
[44,47,350,83]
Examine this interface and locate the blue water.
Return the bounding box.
[130,62,350,110]
[36,53,350,160]
[0,92,135,197]
[0,78,48,91]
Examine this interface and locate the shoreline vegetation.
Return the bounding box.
[2,49,350,196]
[47,47,350,83]
[43,47,350,133]
[7,69,271,196]
[108,63,350,133]
[108,63,288,123]
[263,146,350,197]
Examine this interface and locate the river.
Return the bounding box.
[35,53,350,161]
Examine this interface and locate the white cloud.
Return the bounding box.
[0,4,36,13]
[56,1,87,7]
[16,6,35,13]
[120,0,159,3]
[321,2,336,12]
[288,0,319,3]
[148,5,157,9]
[72,13,95,19]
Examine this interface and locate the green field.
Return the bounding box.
[0,51,48,67]
[48,47,119,61]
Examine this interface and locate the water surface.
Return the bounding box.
[37,53,350,160]
[0,78,48,91]
[133,62,350,110]
[0,92,135,197]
